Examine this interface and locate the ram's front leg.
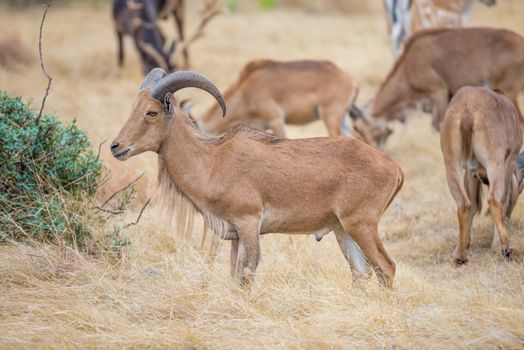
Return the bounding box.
[230,239,239,278]
[233,218,262,287]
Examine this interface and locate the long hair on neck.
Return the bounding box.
[156,152,231,253]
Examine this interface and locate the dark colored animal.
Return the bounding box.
[112,0,219,74]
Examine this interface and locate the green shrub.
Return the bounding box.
[0,92,102,247]
[259,0,276,10]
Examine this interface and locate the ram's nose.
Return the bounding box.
[110,141,133,161]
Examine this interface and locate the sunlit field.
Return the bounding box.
[1,1,524,348]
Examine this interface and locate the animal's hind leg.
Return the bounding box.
[333,227,370,281]
[486,163,512,258]
[445,167,473,265]
[441,129,474,265]
[464,172,480,250]
[338,218,395,288]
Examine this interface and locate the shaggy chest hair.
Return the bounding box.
[157,158,233,248]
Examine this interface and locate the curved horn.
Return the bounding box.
[140,68,167,90]
[151,71,226,117]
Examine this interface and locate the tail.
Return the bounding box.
[459,116,484,216]
[382,166,404,215]
[459,117,474,162]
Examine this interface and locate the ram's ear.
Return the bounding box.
[163,94,175,117]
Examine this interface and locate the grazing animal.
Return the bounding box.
[111,69,404,288]
[384,0,496,57]
[368,27,524,131]
[440,86,524,265]
[199,59,392,148]
[112,0,219,74]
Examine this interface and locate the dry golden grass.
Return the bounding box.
[1,1,524,348]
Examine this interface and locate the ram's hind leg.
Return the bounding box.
[334,228,370,282]
[338,218,395,288]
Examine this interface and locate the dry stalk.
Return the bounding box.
[37,0,53,121]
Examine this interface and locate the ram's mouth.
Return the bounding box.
[114,147,132,160]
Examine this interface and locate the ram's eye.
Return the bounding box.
[146,111,158,117]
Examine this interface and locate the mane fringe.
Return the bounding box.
[156,158,230,255]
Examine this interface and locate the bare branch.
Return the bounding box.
[92,206,125,215]
[96,139,108,162]
[169,0,221,65]
[157,0,180,18]
[122,197,151,229]
[37,0,53,121]
[99,172,144,208]
[95,171,112,189]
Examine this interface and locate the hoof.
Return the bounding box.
[454,258,468,266]
[501,248,512,258]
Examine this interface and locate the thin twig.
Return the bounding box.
[99,172,144,208]
[37,0,53,121]
[95,171,112,189]
[96,139,107,162]
[122,198,151,229]
[64,168,100,188]
[92,207,125,215]
[169,0,221,65]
